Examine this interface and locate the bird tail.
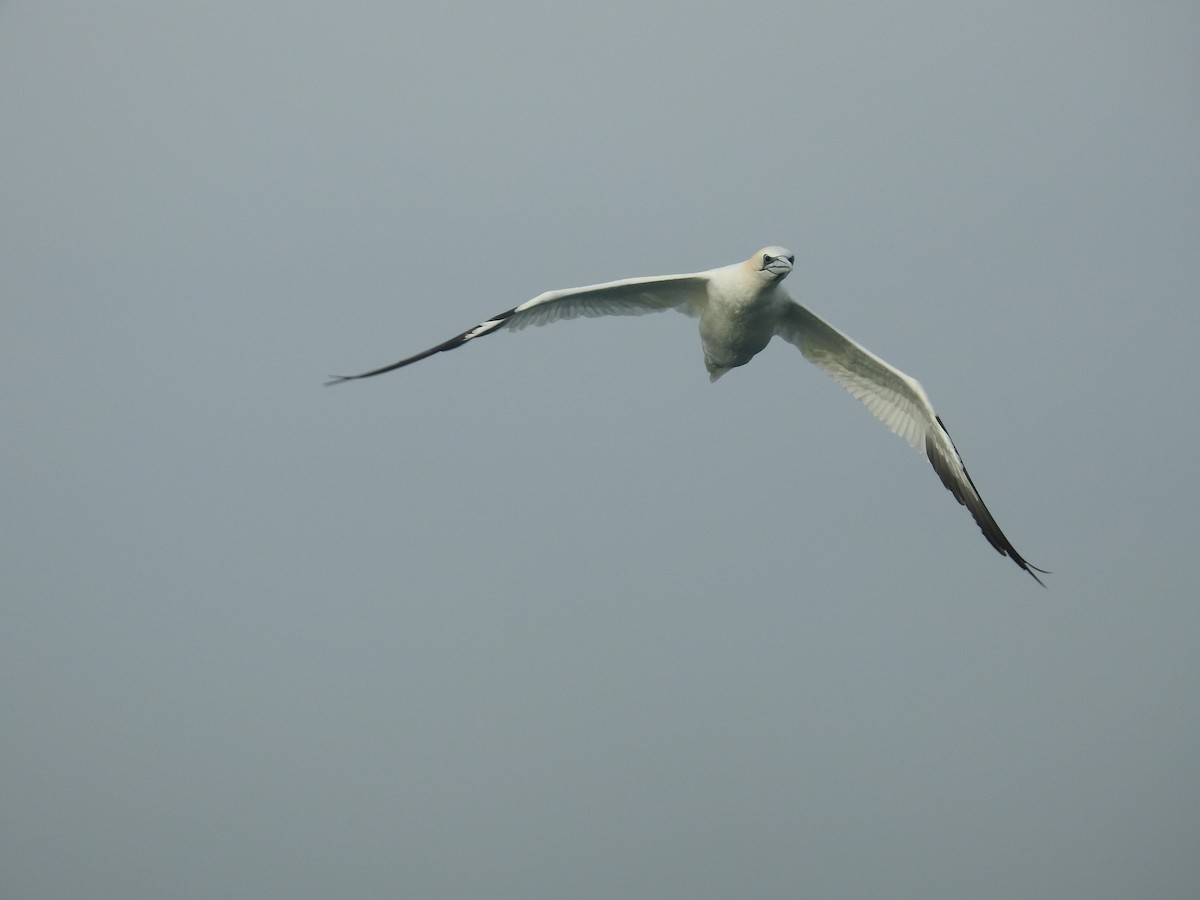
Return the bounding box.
[705,357,729,382]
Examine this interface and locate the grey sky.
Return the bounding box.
[3,1,1198,898]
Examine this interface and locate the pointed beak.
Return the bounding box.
[761,256,792,277]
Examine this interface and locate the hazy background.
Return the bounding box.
[3,2,1198,897]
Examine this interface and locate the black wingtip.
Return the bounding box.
[1023,562,1051,588]
[323,375,356,387]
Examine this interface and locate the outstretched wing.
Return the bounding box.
[326,272,710,384]
[775,301,1047,585]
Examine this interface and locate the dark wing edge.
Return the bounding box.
[925,416,1050,587]
[324,308,518,385]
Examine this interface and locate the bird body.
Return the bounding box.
[698,249,795,378]
[329,247,1047,584]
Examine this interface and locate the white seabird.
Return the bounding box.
[329,247,1047,584]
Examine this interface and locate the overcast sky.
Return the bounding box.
[3,2,1199,898]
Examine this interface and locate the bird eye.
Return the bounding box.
[762,254,772,267]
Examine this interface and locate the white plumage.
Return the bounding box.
[329,247,1046,584]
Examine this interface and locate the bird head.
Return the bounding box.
[754,246,795,281]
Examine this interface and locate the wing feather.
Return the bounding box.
[326,272,708,384]
[775,301,1047,584]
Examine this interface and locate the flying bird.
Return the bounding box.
[328,247,1047,584]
